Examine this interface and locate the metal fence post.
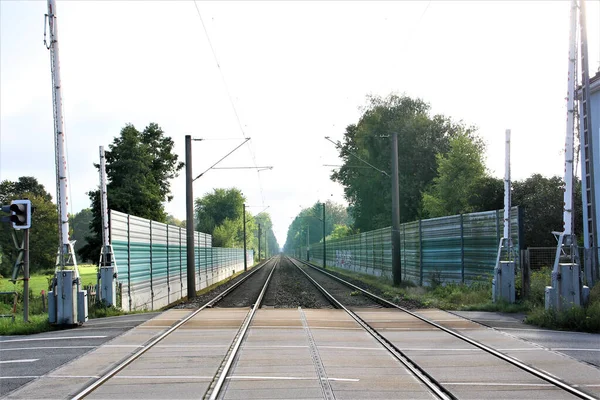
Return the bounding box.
[167,225,170,303]
[495,210,501,245]
[196,232,200,289]
[127,214,131,312]
[179,227,183,297]
[419,219,423,286]
[521,248,530,299]
[149,220,153,310]
[402,224,406,281]
[460,214,465,284]
[204,234,208,284]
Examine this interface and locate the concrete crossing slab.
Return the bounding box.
[5,307,597,399]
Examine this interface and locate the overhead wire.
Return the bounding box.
[192,1,267,205]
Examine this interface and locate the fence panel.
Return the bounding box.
[291,207,521,286]
[110,210,253,311]
[421,215,462,284]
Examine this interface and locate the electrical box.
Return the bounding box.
[99,266,116,306]
[545,286,557,310]
[48,290,56,323]
[546,263,589,310]
[77,290,88,323]
[56,270,77,325]
[493,261,515,303]
[558,263,580,308]
[582,285,590,306]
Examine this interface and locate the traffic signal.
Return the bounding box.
[9,199,32,229]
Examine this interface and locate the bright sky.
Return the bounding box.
[1,1,599,248]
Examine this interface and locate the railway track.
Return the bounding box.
[288,256,598,400]
[67,255,597,400]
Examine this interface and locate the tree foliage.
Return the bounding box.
[283,200,351,253]
[422,132,486,217]
[512,174,582,247]
[331,94,476,231]
[254,212,279,258]
[194,188,279,258]
[0,177,58,275]
[69,209,93,262]
[79,123,184,262]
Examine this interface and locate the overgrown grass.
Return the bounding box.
[525,281,600,332]
[319,263,599,332]
[0,314,56,335]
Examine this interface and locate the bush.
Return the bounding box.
[525,281,600,333]
[528,267,551,307]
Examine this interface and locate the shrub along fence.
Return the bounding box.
[297,207,521,287]
[110,210,253,311]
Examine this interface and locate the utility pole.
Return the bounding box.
[46,0,86,325]
[185,135,196,299]
[258,224,262,260]
[322,203,326,269]
[243,203,247,271]
[391,132,402,284]
[23,229,30,322]
[306,225,310,261]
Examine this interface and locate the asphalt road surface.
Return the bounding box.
[0,313,159,397]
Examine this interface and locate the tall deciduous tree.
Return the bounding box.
[512,174,582,247]
[194,187,279,257]
[69,209,93,262]
[254,212,279,258]
[331,94,475,231]
[0,177,58,275]
[422,132,486,217]
[79,123,184,262]
[195,188,249,248]
[283,200,351,253]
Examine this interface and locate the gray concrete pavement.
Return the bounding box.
[452,311,600,367]
[3,309,599,399]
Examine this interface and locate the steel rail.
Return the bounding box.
[206,258,278,400]
[287,256,454,400]
[71,258,272,399]
[294,257,598,400]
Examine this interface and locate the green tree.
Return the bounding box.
[195,188,245,236]
[422,132,486,217]
[79,123,184,262]
[328,224,354,240]
[254,212,279,258]
[166,214,185,228]
[69,209,93,262]
[469,176,504,212]
[0,177,58,275]
[512,174,583,247]
[331,94,475,231]
[283,201,351,253]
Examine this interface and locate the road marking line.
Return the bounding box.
[113,375,213,379]
[499,327,596,334]
[242,345,383,351]
[0,359,39,364]
[0,376,40,379]
[153,345,228,348]
[229,376,359,382]
[551,348,600,352]
[443,382,554,387]
[1,336,106,343]
[1,346,95,351]
[49,375,100,379]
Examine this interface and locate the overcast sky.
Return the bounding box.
[1,1,599,248]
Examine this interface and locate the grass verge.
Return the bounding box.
[318,264,599,333]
